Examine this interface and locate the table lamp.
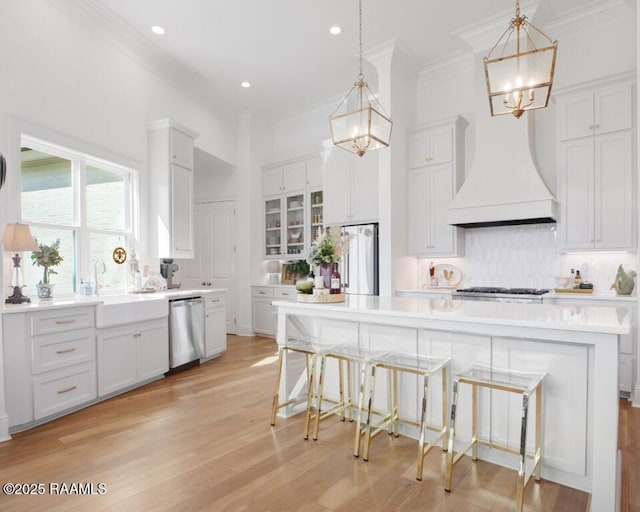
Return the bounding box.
[2,223,39,304]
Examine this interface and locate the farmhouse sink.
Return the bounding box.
[95,294,168,328]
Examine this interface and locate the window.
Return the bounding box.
[20,136,136,295]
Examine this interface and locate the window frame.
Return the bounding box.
[20,134,138,296]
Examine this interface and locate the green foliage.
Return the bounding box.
[287,259,310,276]
[30,239,63,284]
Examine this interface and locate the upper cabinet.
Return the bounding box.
[556,79,636,252]
[148,119,198,259]
[262,154,322,259]
[557,82,633,141]
[323,146,378,226]
[407,116,467,257]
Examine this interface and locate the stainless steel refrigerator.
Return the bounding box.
[338,223,379,295]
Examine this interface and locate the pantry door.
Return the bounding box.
[183,200,236,333]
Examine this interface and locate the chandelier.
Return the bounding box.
[484,0,558,118]
[328,0,392,157]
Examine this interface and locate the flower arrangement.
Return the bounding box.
[307,227,349,266]
[30,239,63,285]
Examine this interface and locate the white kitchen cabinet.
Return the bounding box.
[97,318,169,397]
[262,154,322,259]
[323,146,378,226]
[2,307,97,429]
[550,297,637,396]
[407,116,466,257]
[558,123,635,251]
[203,292,227,359]
[252,286,296,337]
[557,82,633,141]
[148,118,198,259]
[408,123,453,168]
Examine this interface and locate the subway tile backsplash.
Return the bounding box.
[417,224,637,295]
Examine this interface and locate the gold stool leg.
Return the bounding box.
[363,364,377,461]
[338,358,346,421]
[471,383,478,461]
[312,354,327,441]
[392,368,400,437]
[516,392,530,512]
[441,365,448,450]
[303,353,318,440]
[444,379,459,492]
[353,360,369,457]
[416,372,430,481]
[535,384,542,481]
[270,347,285,426]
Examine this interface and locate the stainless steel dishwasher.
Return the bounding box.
[168,296,205,370]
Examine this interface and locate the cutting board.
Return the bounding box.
[554,288,593,294]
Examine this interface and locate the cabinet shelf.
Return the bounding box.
[266,227,281,231]
[311,222,323,227]
[311,203,323,208]
[266,210,280,215]
[287,242,304,246]
[265,244,281,248]
[287,207,304,212]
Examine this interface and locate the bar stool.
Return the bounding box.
[306,344,383,443]
[270,339,318,427]
[444,364,546,512]
[357,352,450,481]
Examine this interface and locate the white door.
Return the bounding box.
[185,201,237,333]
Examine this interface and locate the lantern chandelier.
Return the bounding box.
[484,0,558,118]
[328,0,392,157]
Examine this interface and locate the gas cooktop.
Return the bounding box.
[452,287,550,302]
[455,287,550,296]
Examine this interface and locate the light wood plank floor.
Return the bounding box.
[0,335,638,511]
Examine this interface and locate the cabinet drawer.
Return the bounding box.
[206,294,226,308]
[31,307,94,336]
[33,363,97,420]
[253,287,274,298]
[32,328,95,374]
[274,288,296,300]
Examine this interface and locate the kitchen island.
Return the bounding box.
[273,296,629,512]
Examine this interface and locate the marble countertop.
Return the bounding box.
[396,288,638,302]
[1,288,227,314]
[274,295,630,335]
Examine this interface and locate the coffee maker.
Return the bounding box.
[160,258,181,289]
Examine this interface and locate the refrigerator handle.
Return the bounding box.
[342,227,349,289]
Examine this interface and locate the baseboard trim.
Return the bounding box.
[237,324,255,337]
[0,414,12,443]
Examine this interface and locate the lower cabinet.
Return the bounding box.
[204,292,227,359]
[97,319,169,397]
[252,286,297,337]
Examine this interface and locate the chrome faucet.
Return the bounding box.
[94,259,106,296]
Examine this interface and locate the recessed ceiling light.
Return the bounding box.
[329,25,342,36]
[241,81,251,88]
[151,25,165,35]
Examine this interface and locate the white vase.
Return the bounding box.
[36,283,54,300]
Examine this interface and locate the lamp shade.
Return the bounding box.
[266,260,281,273]
[2,223,38,252]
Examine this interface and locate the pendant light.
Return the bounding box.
[484,0,558,118]
[328,0,392,157]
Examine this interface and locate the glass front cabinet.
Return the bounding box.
[262,154,323,260]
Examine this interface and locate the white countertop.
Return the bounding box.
[274,295,630,335]
[397,288,638,302]
[1,288,226,314]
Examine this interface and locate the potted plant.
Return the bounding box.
[287,259,310,284]
[307,227,349,288]
[30,238,63,299]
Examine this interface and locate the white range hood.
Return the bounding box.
[446,7,557,228]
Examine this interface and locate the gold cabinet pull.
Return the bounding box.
[210,298,220,303]
[55,319,76,325]
[56,347,77,354]
[57,385,77,395]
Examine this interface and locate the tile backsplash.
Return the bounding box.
[417,224,637,295]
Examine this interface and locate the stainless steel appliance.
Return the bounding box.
[338,223,379,295]
[453,287,550,303]
[168,296,205,370]
[160,258,181,289]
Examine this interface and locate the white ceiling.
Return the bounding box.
[76,0,593,121]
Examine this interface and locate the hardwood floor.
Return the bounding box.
[0,335,638,511]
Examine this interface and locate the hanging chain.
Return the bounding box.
[515,0,520,17]
[358,0,363,79]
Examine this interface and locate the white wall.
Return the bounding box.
[0,0,238,263]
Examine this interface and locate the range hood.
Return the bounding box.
[446,13,557,228]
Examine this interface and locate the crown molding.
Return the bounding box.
[545,0,633,37]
